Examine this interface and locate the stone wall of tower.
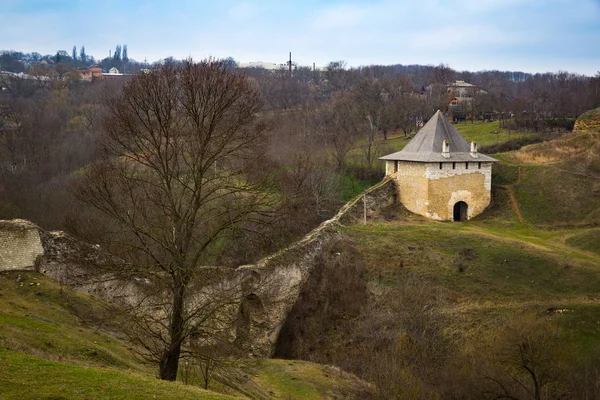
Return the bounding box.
[425,161,492,220]
[388,160,493,221]
[393,161,430,217]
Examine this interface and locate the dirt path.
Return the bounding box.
[505,187,524,223]
[455,223,600,266]
[497,166,525,224]
[347,222,600,267]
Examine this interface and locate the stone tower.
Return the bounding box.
[380,110,497,221]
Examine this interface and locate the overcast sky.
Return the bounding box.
[1,0,599,75]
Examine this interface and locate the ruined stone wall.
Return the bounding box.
[0,179,397,358]
[235,178,396,356]
[0,219,44,271]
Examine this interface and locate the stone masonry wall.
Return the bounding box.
[394,161,430,217]
[388,160,493,221]
[426,162,492,220]
[0,219,44,271]
[0,179,397,358]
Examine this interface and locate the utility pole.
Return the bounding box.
[363,191,367,225]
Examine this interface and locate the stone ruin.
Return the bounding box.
[0,179,396,357]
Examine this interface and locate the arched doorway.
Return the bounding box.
[234,293,267,352]
[453,201,468,221]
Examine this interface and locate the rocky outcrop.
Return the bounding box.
[0,219,44,271]
[0,178,396,357]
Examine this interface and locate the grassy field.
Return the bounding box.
[0,271,371,399]
[566,229,600,255]
[342,204,600,361]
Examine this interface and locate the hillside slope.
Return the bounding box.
[0,270,372,399]
[275,112,600,399]
[488,116,600,229]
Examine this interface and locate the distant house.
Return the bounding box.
[447,80,487,97]
[103,67,132,79]
[380,110,497,221]
[446,81,488,121]
[74,66,103,82]
[239,61,287,70]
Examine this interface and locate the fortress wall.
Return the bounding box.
[425,162,492,191]
[427,173,491,220]
[394,161,430,217]
[0,179,397,358]
[0,219,44,271]
[391,161,493,221]
[425,162,492,220]
[237,178,396,356]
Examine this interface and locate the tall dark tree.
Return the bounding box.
[221,56,238,70]
[74,60,278,381]
[79,46,86,63]
[72,46,77,62]
[114,44,122,61]
[122,44,128,62]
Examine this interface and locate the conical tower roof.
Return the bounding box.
[380,110,497,162]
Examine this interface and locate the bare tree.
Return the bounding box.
[74,60,279,381]
[353,78,386,167]
[320,91,361,170]
[259,68,310,111]
[325,60,349,92]
[470,317,569,400]
[395,93,430,138]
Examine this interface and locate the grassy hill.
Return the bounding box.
[276,113,600,398]
[278,204,600,398]
[0,271,372,400]
[491,122,600,228]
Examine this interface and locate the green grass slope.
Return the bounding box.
[491,130,600,228]
[0,349,239,400]
[346,114,600,360]
[276,203,600,397]
[0,271,371,399]
[275,111,600,398]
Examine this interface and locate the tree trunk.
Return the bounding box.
[159,278,186,381]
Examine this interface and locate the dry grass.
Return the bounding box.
[505,131,600,165]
